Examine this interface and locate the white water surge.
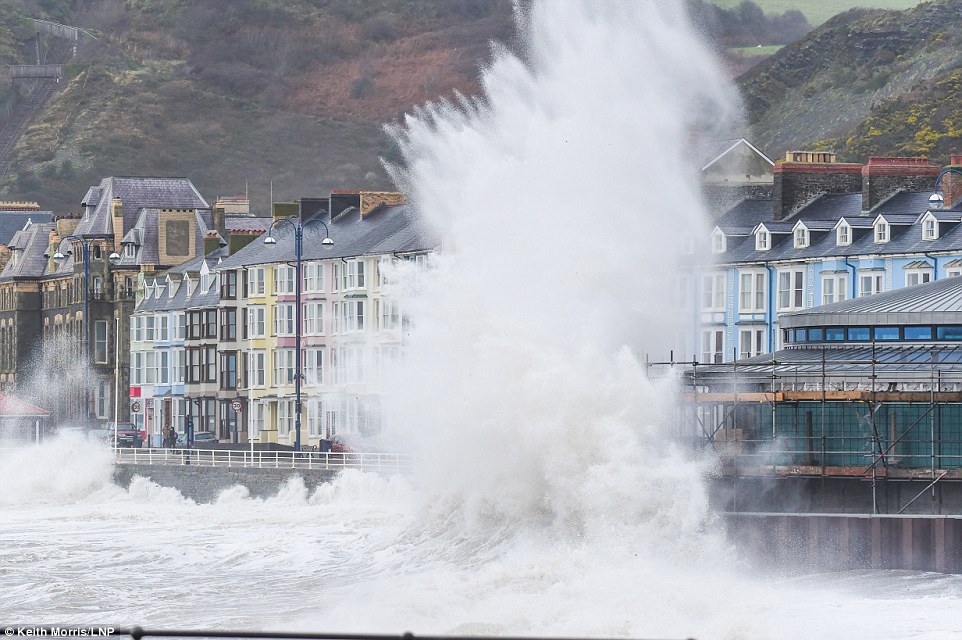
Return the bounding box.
[2,2,962,639]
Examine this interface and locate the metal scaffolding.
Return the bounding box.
[645,347,962,513]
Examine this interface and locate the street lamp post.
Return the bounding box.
[51,234,121,424]
[928,168,962,208]
[264,215,334,452]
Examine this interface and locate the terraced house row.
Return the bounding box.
[128,190,436,449]
[693,149,962,364]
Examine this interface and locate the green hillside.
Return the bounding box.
[738,0,962,160]
[827,69,962,161]
[712,0,921,26]
[0,0,513,214]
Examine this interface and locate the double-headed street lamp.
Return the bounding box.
[928,168,962,208]
[51,234,121,423]
[263,216,334,452]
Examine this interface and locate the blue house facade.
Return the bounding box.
[694,153,962,364]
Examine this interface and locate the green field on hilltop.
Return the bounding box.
[710,0,922,26]
[730,45,784,57]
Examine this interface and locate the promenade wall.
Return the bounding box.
[113,463,336,502]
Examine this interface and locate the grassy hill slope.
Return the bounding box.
[0,0,513,213]
[738,0,962,160]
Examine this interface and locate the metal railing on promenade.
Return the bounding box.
[113,447,412,474]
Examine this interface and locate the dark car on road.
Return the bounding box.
[115,423,144,448]
[176,431,219,446]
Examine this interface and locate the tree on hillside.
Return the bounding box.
[688,0,811,47]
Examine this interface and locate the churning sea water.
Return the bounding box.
[5,2,962,638]
[1,438,961,639]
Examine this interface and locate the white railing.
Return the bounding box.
[113,447,412,473]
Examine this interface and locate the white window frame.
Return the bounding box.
[948,267,962,278]
[905,268,933,287]
[305,347,324,386]
[247,305,266,338]
[738,271,766,314]
[247,350,266,388]
[710,230,726,254]
[793,227,809,249]
[340,300,366,332]
[307,400,323,437]
[145,315,156,342]
[380,297,400,331]
[303,262,325,293]
[738,327,766,360]
[158,315,169,342]
[173,348,185,384]
[158,350,170,385]
[923,216,938,241]
[701,328,725,364]
[343,259,366,290]
[755,229,769,251]
[776,268,805,312]
[874,221,889,243]
[304,302,325,335]
[273,265,295,295]
[95,320,109,363]
[277,400,294,437]
[701,273,726,312]
[836,223,851,246]
[858,271,885,297]
[247,267,265,297]
[273,303,295,336]
[821,273,848,306]
[249,401,266,439]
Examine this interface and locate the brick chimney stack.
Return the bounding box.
[773,151,863,220]
[941,155,962,209]
[862,157,939,212]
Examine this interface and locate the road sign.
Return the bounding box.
[231,399,243,411]
[131,401,142,413]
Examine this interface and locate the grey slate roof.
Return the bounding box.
[74,176,210,238]
[136,276,189,313]
[0,212,54,245]
[713,188,962,266]
[225,216,273,233]
[780,275,962,328]
[0,222,54,280]
[166,247,229,275]
[715,198,771,230]
[215,204,439,270]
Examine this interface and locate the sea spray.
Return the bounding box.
[382,0,735,555]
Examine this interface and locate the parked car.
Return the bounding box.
[115,423,144,448]
[176,431,219,446]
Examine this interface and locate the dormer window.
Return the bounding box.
[793,227,809,249]
[875,221,889,243]
[124,243,136,259]
[755,229,770,251]
[837,222,851,246]
[711,229,726,254]
[923,215,938,241]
